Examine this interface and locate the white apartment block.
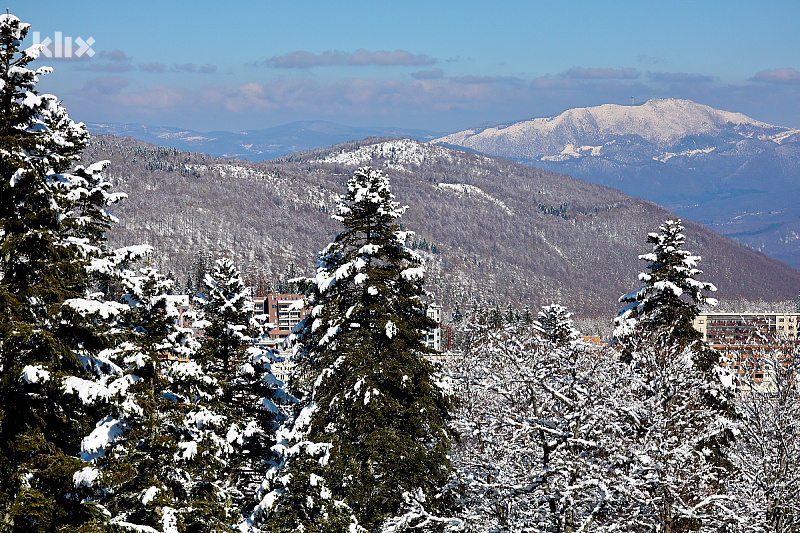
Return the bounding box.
[694,312,800,345]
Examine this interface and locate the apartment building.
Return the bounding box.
[425,304,443,352]
[693,312,799,388]
[252,293,310,339]
[693,312,800,345]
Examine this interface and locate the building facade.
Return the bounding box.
[252,293,310,339]
[425,304,443,352]
[694,312,800,345]
[694,312,799,388]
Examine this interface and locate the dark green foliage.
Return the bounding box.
[82,266,244,530]
[254,166,455,532]
[0,14,122,531]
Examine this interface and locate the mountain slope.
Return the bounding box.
[83,135,800,316]
[433,98,800,268]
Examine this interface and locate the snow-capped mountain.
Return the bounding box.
[436,99,795,156]
[433,99,800,268]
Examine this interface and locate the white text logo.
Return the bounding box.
[32,32,95,58]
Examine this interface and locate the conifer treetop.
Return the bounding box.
[615,218,717,342]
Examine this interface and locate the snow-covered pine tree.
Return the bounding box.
[614,218,717,350]
[0,14,127,530]
[250,166,456,532]
[611,219,735,532]
[451,303,463,324]
[193,256,293,516]
[535,303,579,347]
[78,263,249,531]
[196,257,254,379]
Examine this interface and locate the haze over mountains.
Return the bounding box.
[434,99,800,268]
[83,135,800,317]
[86,121,442,161]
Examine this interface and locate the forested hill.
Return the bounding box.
[84,135,800,316]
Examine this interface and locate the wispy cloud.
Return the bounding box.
[531,77,580,89]
[649,72,715,83]
[138,62,167,73]
[637,55,665,65]
[750,68,800,85]
[411,69,444,80]
[451,75,525,87]
[78,61,134,73]
[63,66,800,132]
[561,66,639,80]
[263,49,436,68]
[74,49,132,70]
[83,76,130,95]
[97,49,132,62]
[172,63,217,74]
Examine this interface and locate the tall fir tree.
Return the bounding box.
[250,166,456,532]
[611,219,735,532]
[0,14,127,531]
[75,262,253,531]
[614,218,717,350]
[195,257,291,516]
[195,257,254,379]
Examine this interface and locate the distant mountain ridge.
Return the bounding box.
[86,121,442,161]
[83,135,800,317]
[438,99,788,151]
[432,99,800,268]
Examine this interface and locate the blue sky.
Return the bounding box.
[16,0,800,133]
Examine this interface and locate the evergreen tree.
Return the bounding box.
[79,264,249,531]
[489,307,503,328]
[610,219,735,532]
[196,257,253,379]
[250,166,456,532]
[522,305,533,324]
[614,219,717,349]
[190,250,212,298]
[451,303,463,324]
[535,303,579,347]
[282,261,299,294]
[0,14,126,531]
[194,257,292,516]
[504,303,515,324]
[184,273,194,297]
